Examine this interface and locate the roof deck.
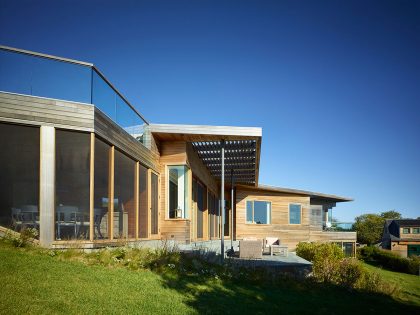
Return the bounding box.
[0,45,148,145]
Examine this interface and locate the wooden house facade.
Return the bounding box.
[0,45,356,252]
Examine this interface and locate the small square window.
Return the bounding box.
[412,228,420,234]
[402,228,410,234]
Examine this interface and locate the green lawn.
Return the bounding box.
[1,242,419,315]
[362,262,420,307]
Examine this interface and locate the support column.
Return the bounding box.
[231,169,234,250]
[109,146,115,240]
[39,126,55,247]
[220,140,225,262]
[89,133,95,241]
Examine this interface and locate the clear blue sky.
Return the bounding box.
[1,0,419,221]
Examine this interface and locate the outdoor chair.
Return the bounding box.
[263,237,280,254]
[94,208,106,239]
[56,205,79,240]
[239,239,263,259]
[11,205,39,231]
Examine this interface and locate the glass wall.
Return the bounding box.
[138,165,148,238]
[0,123,39,234]
[55,130,90,240]
[94,138,111,239]
[168,165,189,219]
[113,149,136,239]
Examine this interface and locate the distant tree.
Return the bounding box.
[380,210,402,220]
[353,210,402,245]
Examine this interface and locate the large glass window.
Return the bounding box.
[56,130,90,240]
[289,204,302,224]
[94,138,110,239]
[168,165,189,219]
[114,150,136,239]
[0,123,39,235]
[246,200,271,224]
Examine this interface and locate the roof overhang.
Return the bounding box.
[237,183,353,203]
[150,124,262,185]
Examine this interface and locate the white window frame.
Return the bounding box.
[246,200,271,225]
[166,164,190,220]
[288,203,302,225]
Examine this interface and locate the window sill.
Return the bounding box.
[245,223,271,226]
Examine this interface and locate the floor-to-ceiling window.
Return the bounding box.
[0,123,39,235]
[55,130,90,240]
[114,149,135,239]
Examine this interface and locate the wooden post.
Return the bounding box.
[109,146,115,240]
[135,162,139,240]
[89,133,95,241]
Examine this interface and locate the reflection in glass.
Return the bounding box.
[56,130,90,240]
[289,204,301,224]
[168,166,189,219]
[114,149,135,239]
[94,138,110,239]
[0,123,40,235]
[247,200,271,224]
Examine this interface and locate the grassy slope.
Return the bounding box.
[362,262,420,306]
[1,243,419,315]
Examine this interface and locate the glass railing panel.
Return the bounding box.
[116,94,135,137]
[0,49,91,103]
[0,49,32,95]
[92,70,116,121]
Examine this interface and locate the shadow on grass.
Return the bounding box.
[154,254,420,315]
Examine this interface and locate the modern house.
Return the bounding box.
[0,45,356,254]
[381,219,420,257]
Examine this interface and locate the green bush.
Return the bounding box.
[2,228,38,248]
[296,242,400,296]
[358,246,420,275]
[296,242,344,262]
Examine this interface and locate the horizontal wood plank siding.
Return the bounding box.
[159,141,190,242]
[236,187,356,250]
[309,231,357,242]
[94,108,159,172]
[0,92,94,131]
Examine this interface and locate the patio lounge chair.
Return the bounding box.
[239,239,263,259]
[263,236,280,254]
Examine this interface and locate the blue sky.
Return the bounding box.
[1,0,419,221]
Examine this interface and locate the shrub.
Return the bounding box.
[296,241,400,296]
[358,246,420,275]
[336,258,363,290]
[2,228,38,248]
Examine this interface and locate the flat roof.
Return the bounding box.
[237,183,353,202]
[149,123,262,185]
